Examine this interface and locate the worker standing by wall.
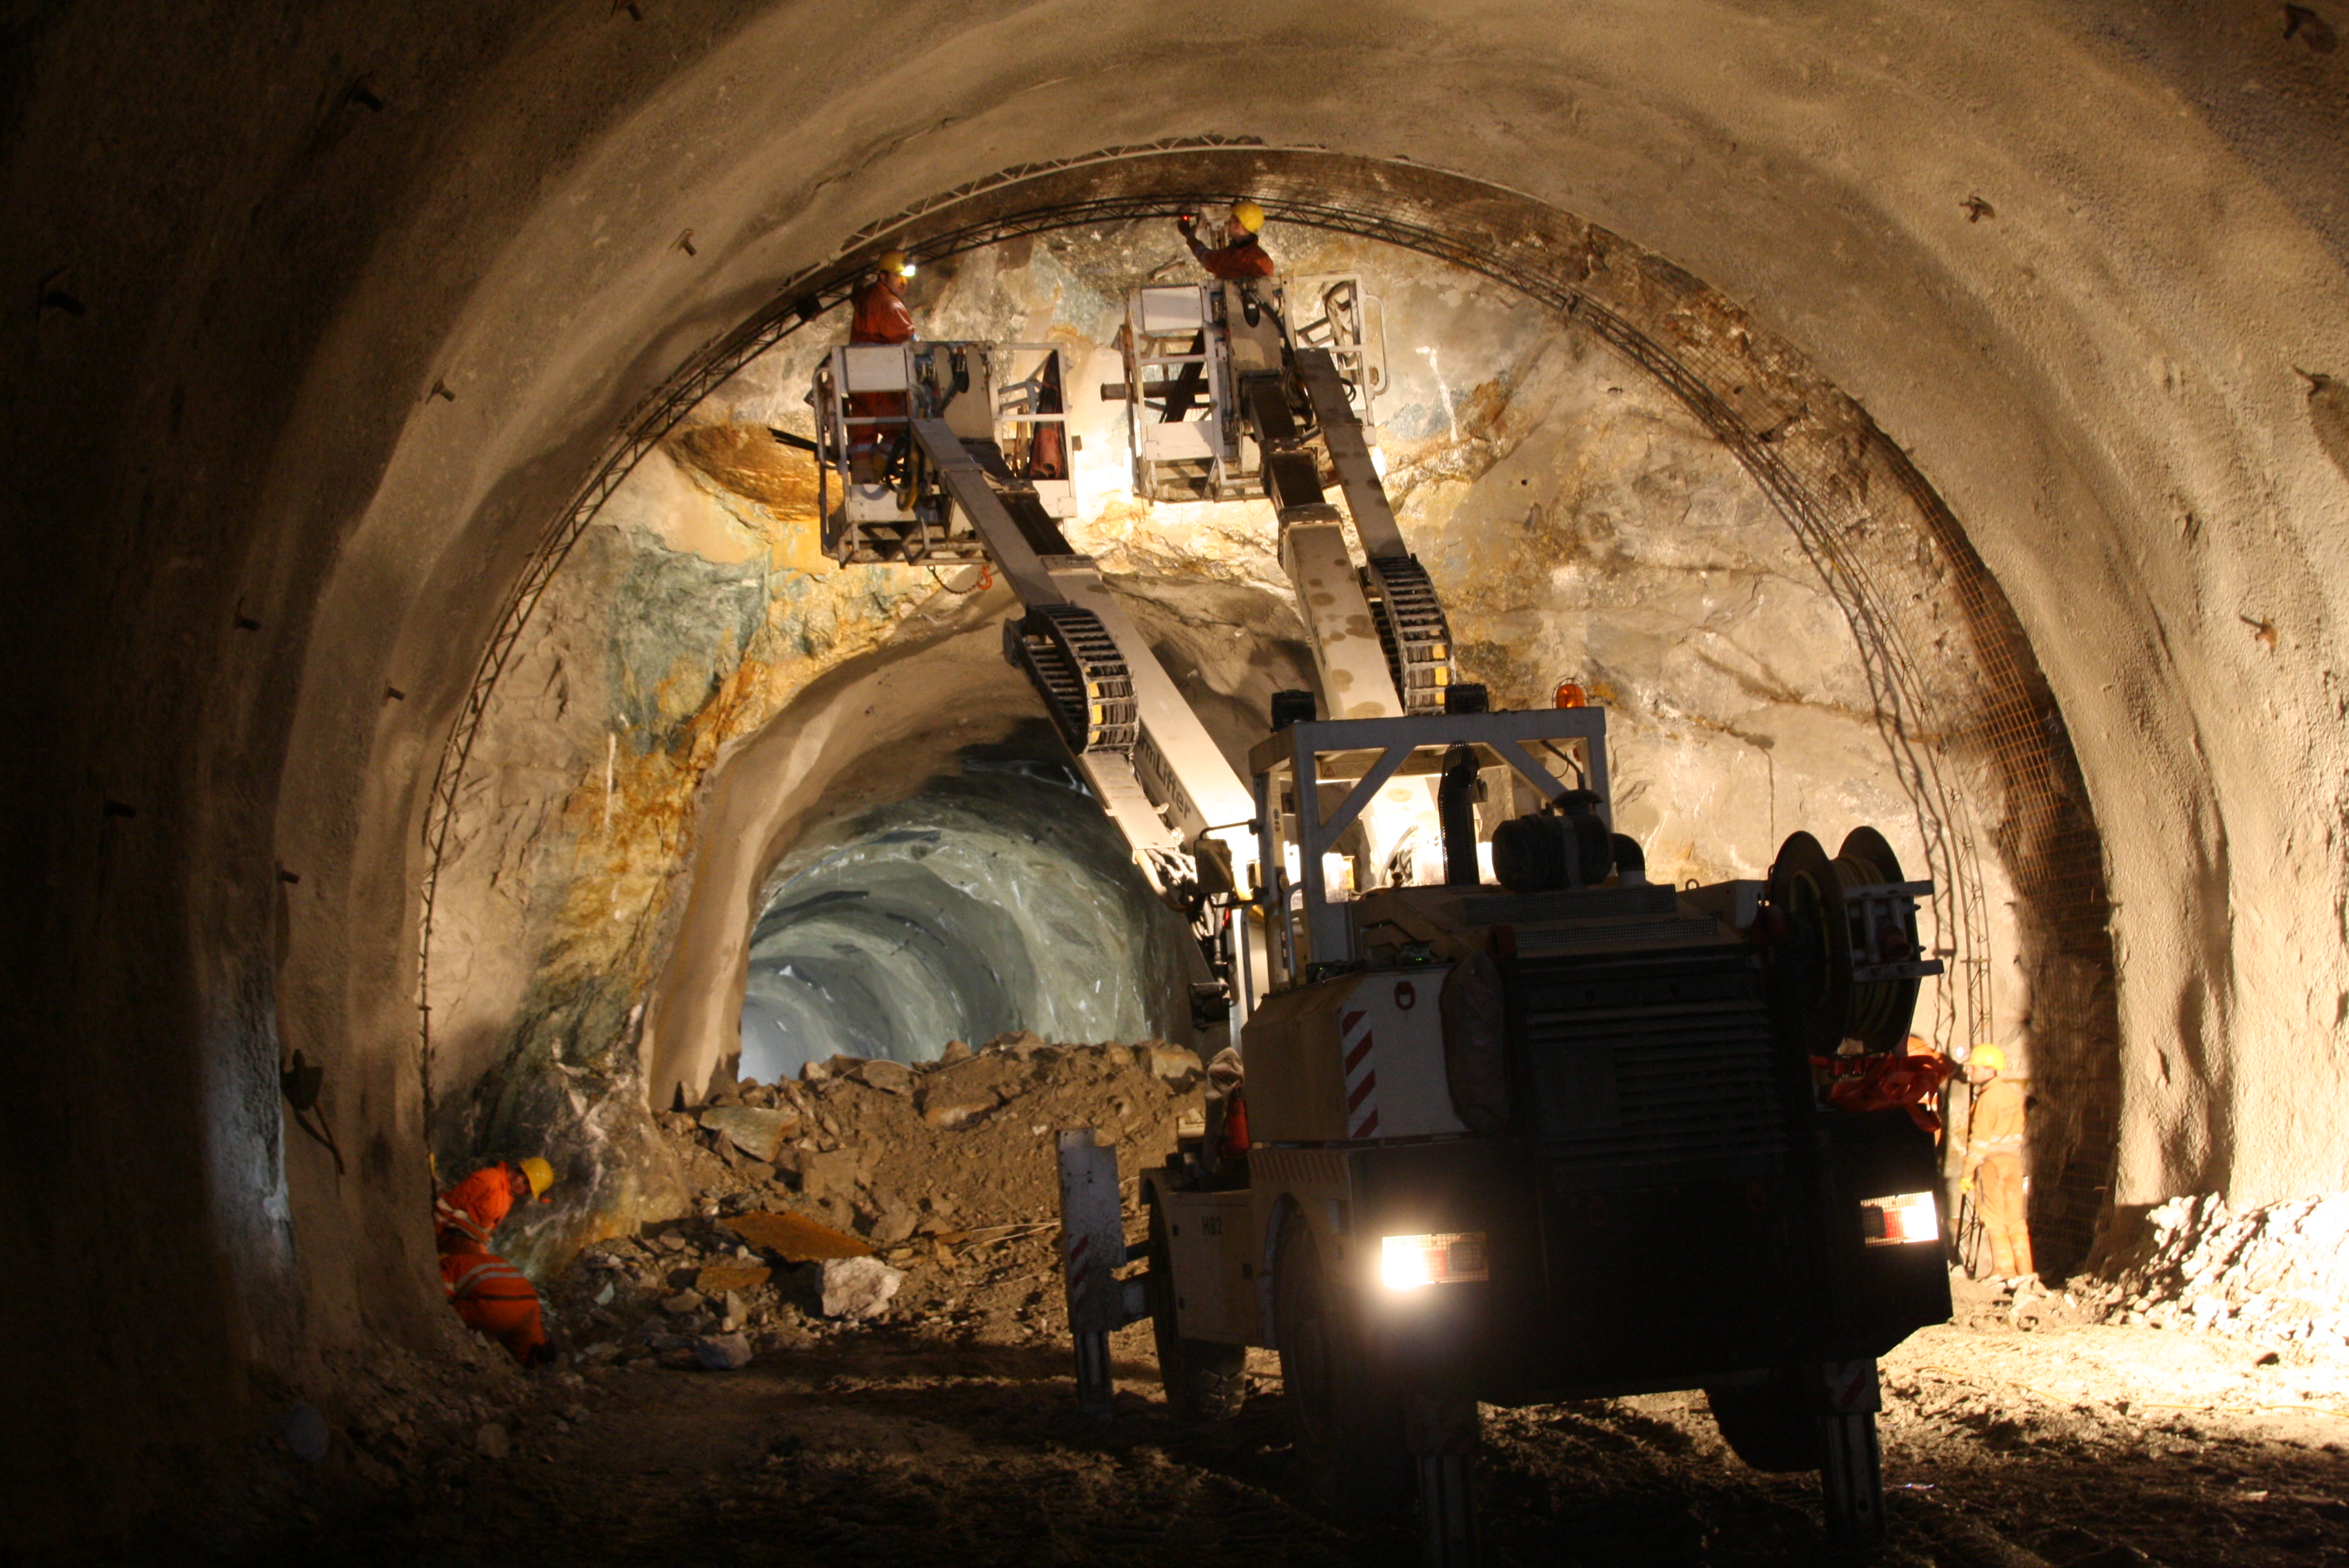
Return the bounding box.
[433,1157,557,1364]
[1957,1044,2034,1283]
[848,249,916,345]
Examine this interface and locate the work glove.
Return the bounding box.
[1176,214,1197,238]
[1959,1173,1974,1194]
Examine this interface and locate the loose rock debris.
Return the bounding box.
[190,1043,2349,1565]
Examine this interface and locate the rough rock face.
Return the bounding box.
[427,224,1980,1238]
[2085,1193,2349,1344]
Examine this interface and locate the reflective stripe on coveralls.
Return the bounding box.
[440,1248,549,1364]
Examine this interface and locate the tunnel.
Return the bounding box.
[8,3,2349,1562]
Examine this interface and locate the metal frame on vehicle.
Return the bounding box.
[1250,708,1612,986]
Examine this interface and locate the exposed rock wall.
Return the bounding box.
[420,219,2066,1263]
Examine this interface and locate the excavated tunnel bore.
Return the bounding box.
[419,149,2119,1275]
[735,736,1197,1080]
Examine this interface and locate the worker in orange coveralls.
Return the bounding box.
[433,1157,555,1252]
[1159,200,1275,424]
[844,249,917,482]
[1958,1043,2035,1282]
[440,1245,552,1367]
[848,249,916,345]
[1177,198,1276,279]
[434,1157,556,1364]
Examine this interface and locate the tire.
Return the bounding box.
[1706,1369,1826,1473]
[1146,1196,1246,1420]
[1273,1212,1411,1516]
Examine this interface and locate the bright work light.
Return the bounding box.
[1859,1191,1939,1246]
[1380,1232,1491,1290]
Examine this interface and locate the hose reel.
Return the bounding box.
[1766,827,1943,1054]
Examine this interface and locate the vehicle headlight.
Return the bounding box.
[1380,1232,1491,1290]
[1859,1191,1939,1246]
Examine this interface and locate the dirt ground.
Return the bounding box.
[213,1290,2349,1567]
[194,1044,2349,1565]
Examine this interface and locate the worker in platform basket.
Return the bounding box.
[846,249,917,482]
[1177,198,1276,279]
[1957,1043,2035,1284]
[849,249,917,345]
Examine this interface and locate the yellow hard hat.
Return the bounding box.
[877,249,915,279]
[1230,199,1265,234]
[1970,1043,2006,1073]
[518,1156,556,1200]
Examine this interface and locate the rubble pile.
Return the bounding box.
[2085,1191,2349,1343]
[548,1034,1205,1366]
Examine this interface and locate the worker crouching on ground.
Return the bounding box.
[1958,1044,2035,1283]
[434,1157,557,1366]
[440,1244,553,1367]
[846,249,916,482]
[1177,199,1276,279]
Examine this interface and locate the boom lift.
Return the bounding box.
[811,337,1255,1010]
[809,284,1950,1565]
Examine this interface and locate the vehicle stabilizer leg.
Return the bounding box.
[1818,1359,1886,1547]
[1058,1129,1147,1417]
[1406,1393,1481,1567]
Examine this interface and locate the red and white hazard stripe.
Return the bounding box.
[1340,1008,1379,1138]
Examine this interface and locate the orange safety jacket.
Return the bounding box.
[440,1247,550,1365]
[1961,1078,2029,1177]
[1187,236,1276,280]
[849,279,914,344]
[434,1163,522,1252]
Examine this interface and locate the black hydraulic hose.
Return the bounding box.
[1439,744,1481,887]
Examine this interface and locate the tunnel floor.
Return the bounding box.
[226,1300,2349,1567]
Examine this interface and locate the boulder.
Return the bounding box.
[1143,1042,1205,1087]
[692,1332,754,1370]
[661,1289,706,1316]
[938,1039,973,1063]
[817,1256,904,1320]
[798,1147,867,1204]
[727,1209,874,1263]
[922,1097,997,1130]
[854,1058,915,1095]
[475,1423,511,1460]
[701,1105,795,1162]
[278,1402,330,1465]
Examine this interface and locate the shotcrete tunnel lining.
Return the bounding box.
[415,144,2117,1272]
